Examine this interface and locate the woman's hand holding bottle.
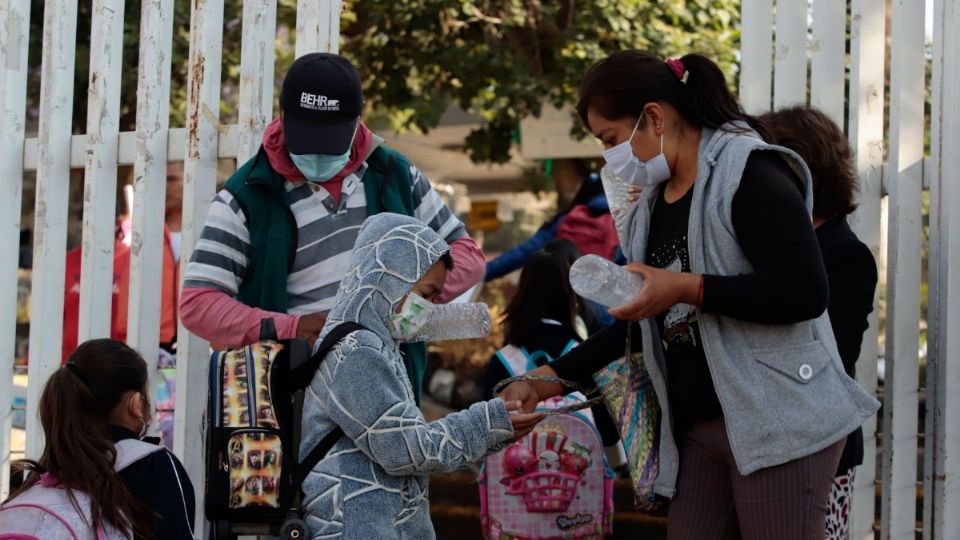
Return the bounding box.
[608,263,703,321]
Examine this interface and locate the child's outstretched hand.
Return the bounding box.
[504,400,545,442]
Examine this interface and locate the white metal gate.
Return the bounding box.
[1,0,958,538]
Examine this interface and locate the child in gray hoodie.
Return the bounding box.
[300,213,543,539]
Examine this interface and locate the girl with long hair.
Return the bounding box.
[1,339,194,539]
[500,51,879,539]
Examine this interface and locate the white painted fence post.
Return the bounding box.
[739,0,773,114]
[847,1,887,537]
[881,0,926,537]
[78,0,126,342]
[0,0,32,497]
[25,0,79,460]
[175,0,224,536]
[810,0,847,127]
[127,0,175,416]
[925,0,960,537]
[296,0,341,56]
[237,0,278,165]
[772,0,808,108]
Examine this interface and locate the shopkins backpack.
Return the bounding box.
[479,344,614,539]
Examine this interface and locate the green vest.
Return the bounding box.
[223,145,430,403]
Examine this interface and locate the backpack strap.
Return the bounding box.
[496,345,533,377]
[285,322,364,391]
[114,439,165,472]
[291,322,365,488]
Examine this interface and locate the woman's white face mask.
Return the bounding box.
[601,112,672,187]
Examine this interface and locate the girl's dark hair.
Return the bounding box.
[503,250,578,346]
[6,339,154,538]
[576,51,770,141]
[758,105,858,219]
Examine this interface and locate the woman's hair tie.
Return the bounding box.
[65,361,90,389]
[666,58,689,84]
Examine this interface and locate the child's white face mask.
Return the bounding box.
[388,292,436,342]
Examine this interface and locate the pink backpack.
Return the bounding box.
[479,345,614,539]
[555,205,619,261]
[0,439,163,540]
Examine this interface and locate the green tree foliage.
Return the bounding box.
[336,0,740,162]
[27,0,740,163]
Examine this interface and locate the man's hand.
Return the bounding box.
[297,312,327,347]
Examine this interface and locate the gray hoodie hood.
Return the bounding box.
[322,212,450,342]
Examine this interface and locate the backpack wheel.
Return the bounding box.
[280,518,309,540]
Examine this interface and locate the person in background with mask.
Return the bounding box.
[499,51,879,539]
[180,53,485,401]
[300,213,542,539]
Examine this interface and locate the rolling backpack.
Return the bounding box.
[205,320,362,540]
[479,343,615,539]
[0,439,164,540]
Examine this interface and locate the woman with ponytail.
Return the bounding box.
[500,51,879,539]
[0,339,194,539]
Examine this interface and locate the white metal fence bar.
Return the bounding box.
[20,127,242,170]
[772,0,808,108]
[846,0,887,536]
[127,0,175,417]
[237,0,278,164]
[881,0,926,537]
[738,0,773,113]
[175,0,224,534]
[25,0,79,459]
[0,0,32,499]
[78,0,126,342]
[809,0,847,127]
[296,0,342,56]
[925,0,960,537]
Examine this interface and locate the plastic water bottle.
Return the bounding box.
[600,166,632,237]
[412,303,491,342]
[569,255,644,308]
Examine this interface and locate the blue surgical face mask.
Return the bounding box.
[290,151,351,182]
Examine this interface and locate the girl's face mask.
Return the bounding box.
[388,292,436,342]
[601,112,672,187]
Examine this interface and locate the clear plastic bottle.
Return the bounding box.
[600,166,632,237]
[569,255,644,308]
[412,302,491,342]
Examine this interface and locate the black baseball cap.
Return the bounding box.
[280,53,364,155]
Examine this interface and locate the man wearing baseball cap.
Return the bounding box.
[180,53,485,401]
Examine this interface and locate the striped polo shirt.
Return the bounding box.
[183,159,467,316]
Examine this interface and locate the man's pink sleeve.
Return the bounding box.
[436,236,485,303]
[179,286,301,347]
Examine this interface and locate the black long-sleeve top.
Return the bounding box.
[816,216,877,473]
[551,152,829,426]
[110,426,196,540]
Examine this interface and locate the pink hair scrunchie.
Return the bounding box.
[666,58,688,84]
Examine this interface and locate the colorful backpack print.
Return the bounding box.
[479,344,614,539]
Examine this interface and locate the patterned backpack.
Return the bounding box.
[0,439,163,539]
[478,343,614,539]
